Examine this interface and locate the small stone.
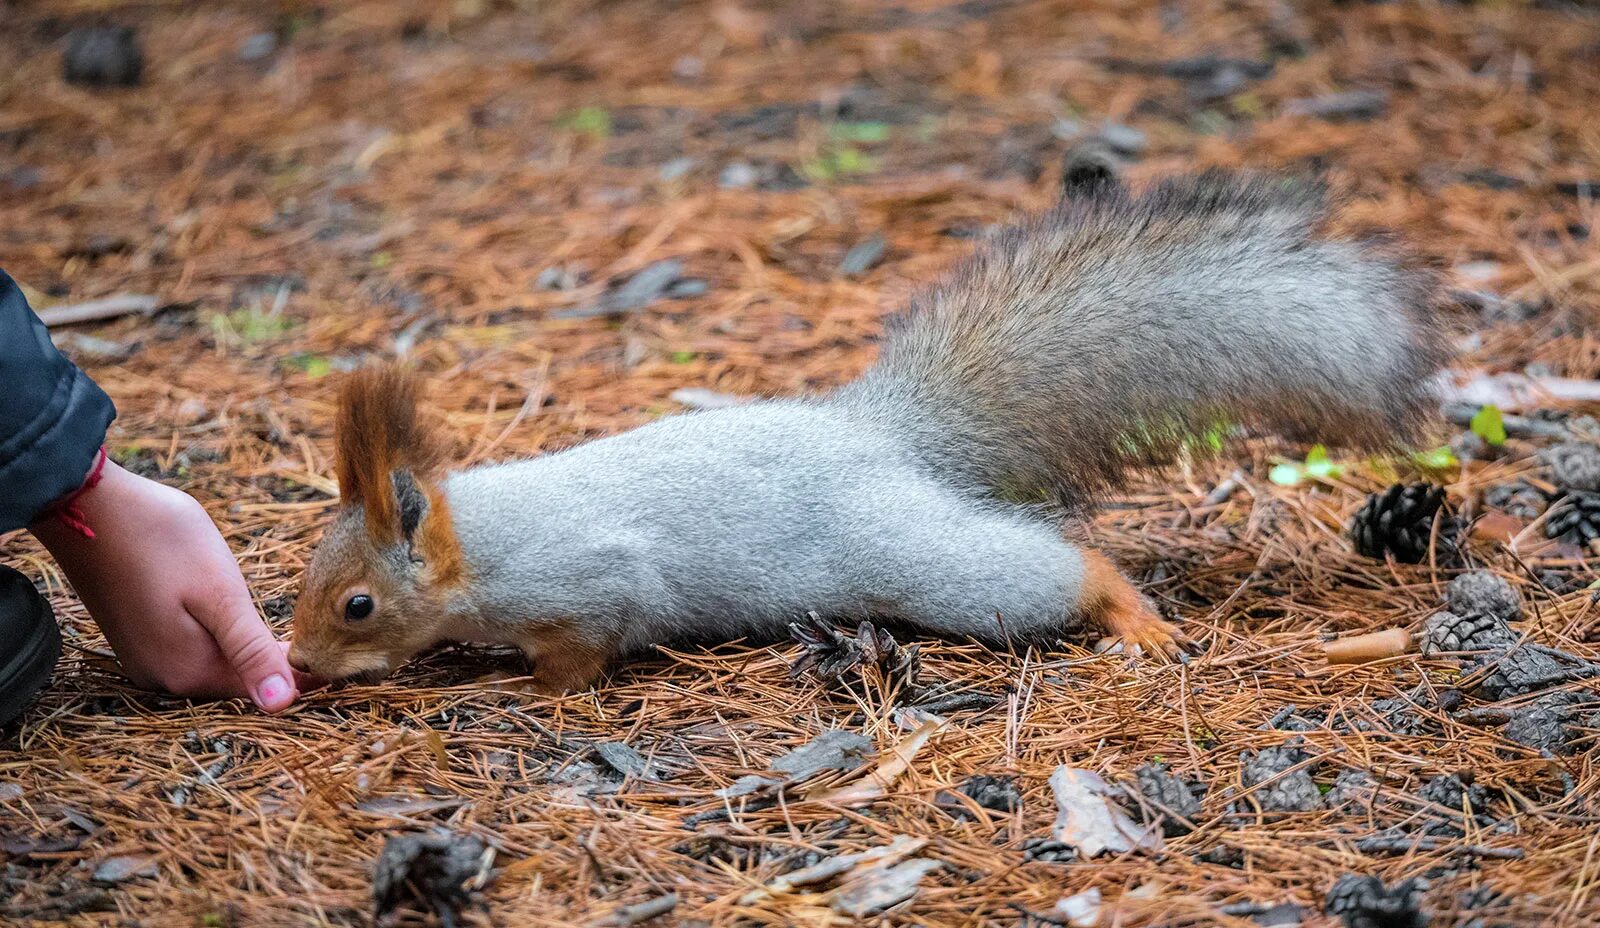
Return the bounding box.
[91,854,158,885]
[239,32,278,62]
[719,162,759,189]
[1451,430,1490,461]
[1194,843,1244,868]
[1053,887,1102,927]
[557,259,684,318]
[1096,122,1147,154]
[664,277,709,299]
[63,25,143,87]
[658,157,695,182]
[672,55,705,81]
[1051,118,1083,140]
[2,166,42,190]
[839,235,887,278]
[1447,571,1523,624]
[534,264,580,291]
[592,741,652,779]
[1282,89,1389,121]
[769,730,874,780]
[1251,902,1306,926]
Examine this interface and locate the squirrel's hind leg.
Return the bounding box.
[1075,548,1195,661]
[863,500,1192,658]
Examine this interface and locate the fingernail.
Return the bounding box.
[257,674,291,709]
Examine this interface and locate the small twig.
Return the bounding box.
[1445,373,1600,414]
[596,893,679,926]
[37,294,161,327]
[1354,835,1525,859]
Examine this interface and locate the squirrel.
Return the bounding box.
[286,172,1445,692]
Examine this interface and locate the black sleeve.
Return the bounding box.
[0,270,117,532]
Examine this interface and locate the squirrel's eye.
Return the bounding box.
[344,594,375,621]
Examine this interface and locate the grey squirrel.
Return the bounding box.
[287,173,1444,692]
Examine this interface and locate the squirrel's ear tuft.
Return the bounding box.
[334,365,450,543]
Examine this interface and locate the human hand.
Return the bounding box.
[31,459,300,712]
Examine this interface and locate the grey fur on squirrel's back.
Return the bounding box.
[836,172,1444,504]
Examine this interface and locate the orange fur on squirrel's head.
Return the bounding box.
[289,365,465,681]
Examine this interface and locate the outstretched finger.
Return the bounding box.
[187,583,299,712]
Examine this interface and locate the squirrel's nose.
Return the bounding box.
[287,651,313,675]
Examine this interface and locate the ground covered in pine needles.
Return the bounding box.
[3,1,1600,925]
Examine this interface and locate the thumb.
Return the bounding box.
[187,583,298,713]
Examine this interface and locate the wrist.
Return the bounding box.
[30,455,127,552]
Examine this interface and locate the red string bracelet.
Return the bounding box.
[44,446,109,539]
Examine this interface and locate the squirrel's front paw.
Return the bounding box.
[528,662,601,691]
[520,629,615,694]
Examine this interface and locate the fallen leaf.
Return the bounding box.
[739,835,926,903]
[714,730,873,799]
[715,774,780,799]
[92,853,158,885]
[1471,511,1526,543]
[354,796,470,817]
[592,742,654,780]
[423,730,450,771]
[1,832,81,856]
[1055,887,1103,927]
[772,730,874,780]
[830,857,943,916]
[810,718,944,806]
[1049,766,1164,857]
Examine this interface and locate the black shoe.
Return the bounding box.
[0,565,60,727]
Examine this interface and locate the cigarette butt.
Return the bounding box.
[1323,628,1413,664]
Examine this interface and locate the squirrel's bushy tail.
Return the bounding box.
[838,172,1446,503]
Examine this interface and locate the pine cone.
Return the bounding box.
[1447,571,1524,623]
[1325,769,1379,811]
[1349,483,1457,564]
[787,614,922,694]
[936,774,1022,820]
[63,25,144,88]
[1239,744,1322,813]
[1324,875,1428,928]
[1483,481,1547,520]
[1540,442,1600,492]
[1544,490,1600,545]
[1421,610,1518,654]
[1132,762,1202,835]
[1416,773,1492,835]
[1501,691,1584,755]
